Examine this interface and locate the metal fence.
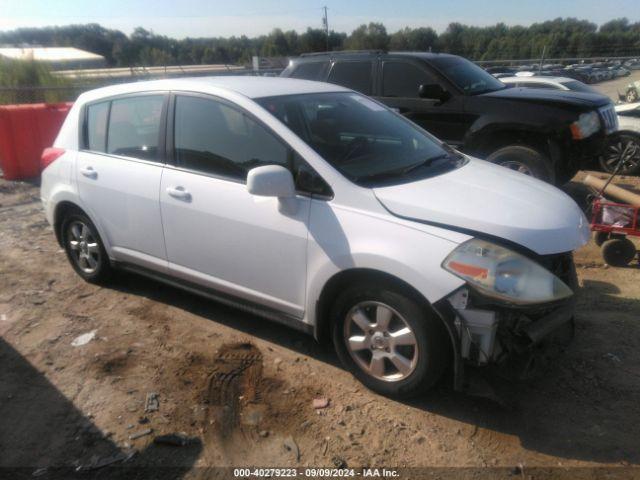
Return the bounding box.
[0,67,283,105]
[0,85,91,105]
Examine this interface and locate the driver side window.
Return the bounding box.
[382,62,438,98]
[174,95,288,181]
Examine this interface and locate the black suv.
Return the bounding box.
[281,51,617,184]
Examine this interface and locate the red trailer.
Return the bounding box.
[591,199,640,266]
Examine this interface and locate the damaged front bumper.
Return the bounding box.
[434,252,577,391]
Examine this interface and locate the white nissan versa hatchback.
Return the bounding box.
[41,77,590,398]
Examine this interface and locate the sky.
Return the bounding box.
[1,0,639,38]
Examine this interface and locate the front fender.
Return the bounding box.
[304,201,467,327]
[463,121,554,154]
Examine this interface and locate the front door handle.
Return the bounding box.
[166,186,191,201]
[80,166,97,179]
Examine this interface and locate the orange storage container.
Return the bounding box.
[0,102,73,180]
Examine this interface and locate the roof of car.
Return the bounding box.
[292,51,457,62]
[500,76,576,84]
[77,76,348,103]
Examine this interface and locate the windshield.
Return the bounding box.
[562,80,598,94]
[256,92,464,187]
[430,56,506,95]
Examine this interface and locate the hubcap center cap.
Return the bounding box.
[371,332,387,350]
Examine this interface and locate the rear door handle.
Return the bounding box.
[80,166,97,179]
[166,186,191,201]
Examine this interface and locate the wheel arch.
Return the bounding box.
[313,267,462,387]
[465,126,555,159]
[53,201,85,246]
[52,200,111,254]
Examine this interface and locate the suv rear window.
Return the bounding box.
[291,61,327,80]
[106,95,164,161]
[327,61,372,95]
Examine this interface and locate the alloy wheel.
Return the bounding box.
[343,301,419,382]
[67,220,101,274]
[601,137,640,173]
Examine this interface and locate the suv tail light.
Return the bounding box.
[40,147,65,171]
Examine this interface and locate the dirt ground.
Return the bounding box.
[0,173,639,480]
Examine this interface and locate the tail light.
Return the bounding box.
[40,147,65,171]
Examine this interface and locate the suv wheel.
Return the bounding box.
[61,213,112,283]
[598,133,640,175]
[486,145,555,183]
[331,283,449,398]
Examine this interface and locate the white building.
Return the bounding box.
[0,47,106,70]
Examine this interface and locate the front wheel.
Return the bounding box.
[331,283,449,399]
[486,145,555,183]
[626,88,639,103]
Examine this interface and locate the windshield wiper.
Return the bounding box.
[356,153,458,183]
[401,153,452,174]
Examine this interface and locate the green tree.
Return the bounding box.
[345,23,389,50]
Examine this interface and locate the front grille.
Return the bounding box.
[599,104,619,134]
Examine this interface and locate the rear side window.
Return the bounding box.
[107,95,164,161]
[382,62,437,98]
[328,61,372,95]
[174,95,288,181]
[85,102,109,152]
[291,62,327,80]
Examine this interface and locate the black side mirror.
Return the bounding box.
[418,83,447,100]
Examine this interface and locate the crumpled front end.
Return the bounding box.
[435,252,578,388]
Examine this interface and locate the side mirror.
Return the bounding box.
[247,164,295,198]
[418,83,447,100]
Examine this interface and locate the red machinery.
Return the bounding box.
[0,102,73,180]
[591,199,640,266]
[589,143,640,267]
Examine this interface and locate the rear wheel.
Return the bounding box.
[626,88,639,103]
[601,238,636,267]
[331,282,449,399]
[486,145,555,183]
[61,212,112,283]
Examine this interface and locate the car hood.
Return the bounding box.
[373,158,590,256]
[481,86,611,109]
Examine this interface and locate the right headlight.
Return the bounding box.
[570,111,600,139]
[442,239,573,305]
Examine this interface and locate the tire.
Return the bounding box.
[61,212,112,283]
[601,238,636,267]
[331,282,449,399]
[486,145,555,183]
[626,88,639,103]
[598,133,640,175]
[594,231,610,247]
